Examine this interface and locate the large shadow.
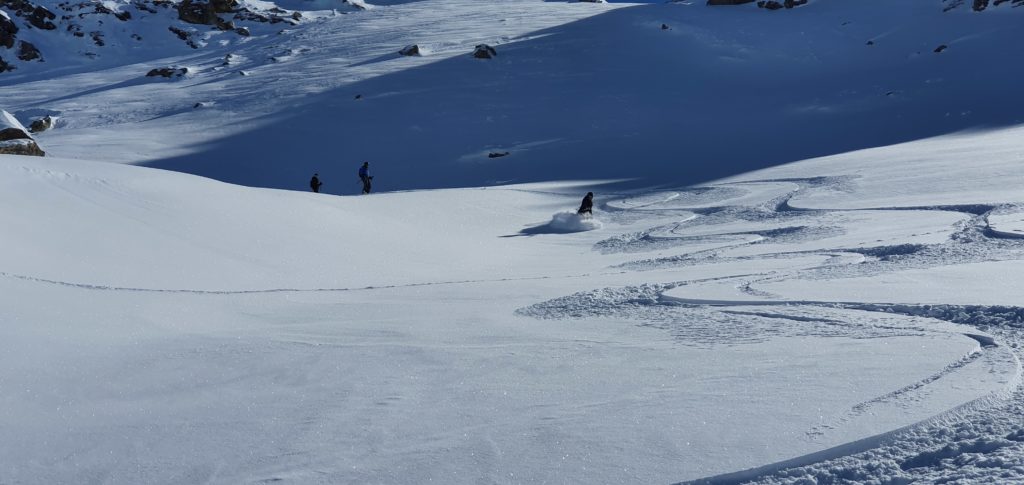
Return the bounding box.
[141,2,1024,194]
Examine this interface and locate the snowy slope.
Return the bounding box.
[4,0,1024,483]
[2,0,1022,191]
[3,129,1023,483]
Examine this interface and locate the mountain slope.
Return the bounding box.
[2,0,1022,191]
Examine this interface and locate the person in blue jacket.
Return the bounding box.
[358,162,372,194]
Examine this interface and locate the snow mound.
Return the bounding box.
[548,211,602,233]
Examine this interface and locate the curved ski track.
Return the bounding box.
[519,176,1024,484]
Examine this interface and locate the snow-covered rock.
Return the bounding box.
[0,109,43,155]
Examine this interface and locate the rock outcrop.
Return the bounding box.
[943,0,1024,10]
[16,40,39,61]
[0,110,44,156]
[399,44,421,56]
[177,0,238,25]
[0,11,17,49]
[472,44,497,59]
[28,115,54,133]
[146,66,189,78]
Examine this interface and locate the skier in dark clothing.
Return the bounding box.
[310,173,322,193]
[578,192,594,217]
[358,162,372,194]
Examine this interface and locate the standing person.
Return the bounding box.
[577,192,594,217]
[358,162,372,194]
[310,173,322,193]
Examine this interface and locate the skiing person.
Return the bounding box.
[578,192,594,217]
[358,162,372,194]
[310,173,322,193]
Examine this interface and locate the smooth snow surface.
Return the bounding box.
[3,0,1024,484]
[6,121,1024,483]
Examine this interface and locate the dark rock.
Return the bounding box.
[973,0,990,10]
[783,0,808,7]
[757,1,784,10]
[16,40,41,61]
[291,11,301,20]
[90,31,104,46]
[177,0,214,25]
[114,9,131,21]
[488,152,510,159]
[866,40,874,46]
[28,115,54,133]
[934,44,948,53]
[707,0,755,4]
[0,56,12,72]
[168,26,199,48]
[146,67,189,78]
[0,128,29,141]
[177,0,234,25]
[215,17,234,30]
[354,94,362,100]
[661,23,670,30]
[472,44,497,59]
[0,138,44,155]
[234,26,250,36]
[399,44,420,56]
[0,13,18,49]
[211,0,238,13]
[28,5,57,30]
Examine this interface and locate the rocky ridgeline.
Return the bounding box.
[0,0,334,74]
[706,0,1024,10]
[944,0,1024,11]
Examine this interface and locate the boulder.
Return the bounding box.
[399,44,420,56]
[757,1,784,9]
[168,26,199,49]
[0,110,44,156]
[146,67,189,78]
[28,115,54,133]
[488,151,510,159]
[0,11,17,49]
[27,5,56,30]
[0,56,12,72]
[472,44,497,59]
[177,0,216,25]
[934,44,948,53]
[17,40,41,61]
[707,0,755,4]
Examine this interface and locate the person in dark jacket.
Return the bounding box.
[310,173,322,193]
[578,192,594,216]
[358,162,372,194]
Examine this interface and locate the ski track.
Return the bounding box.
[9,170,1024,482]
[517,175,1024,483]
[0,270,623,295]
